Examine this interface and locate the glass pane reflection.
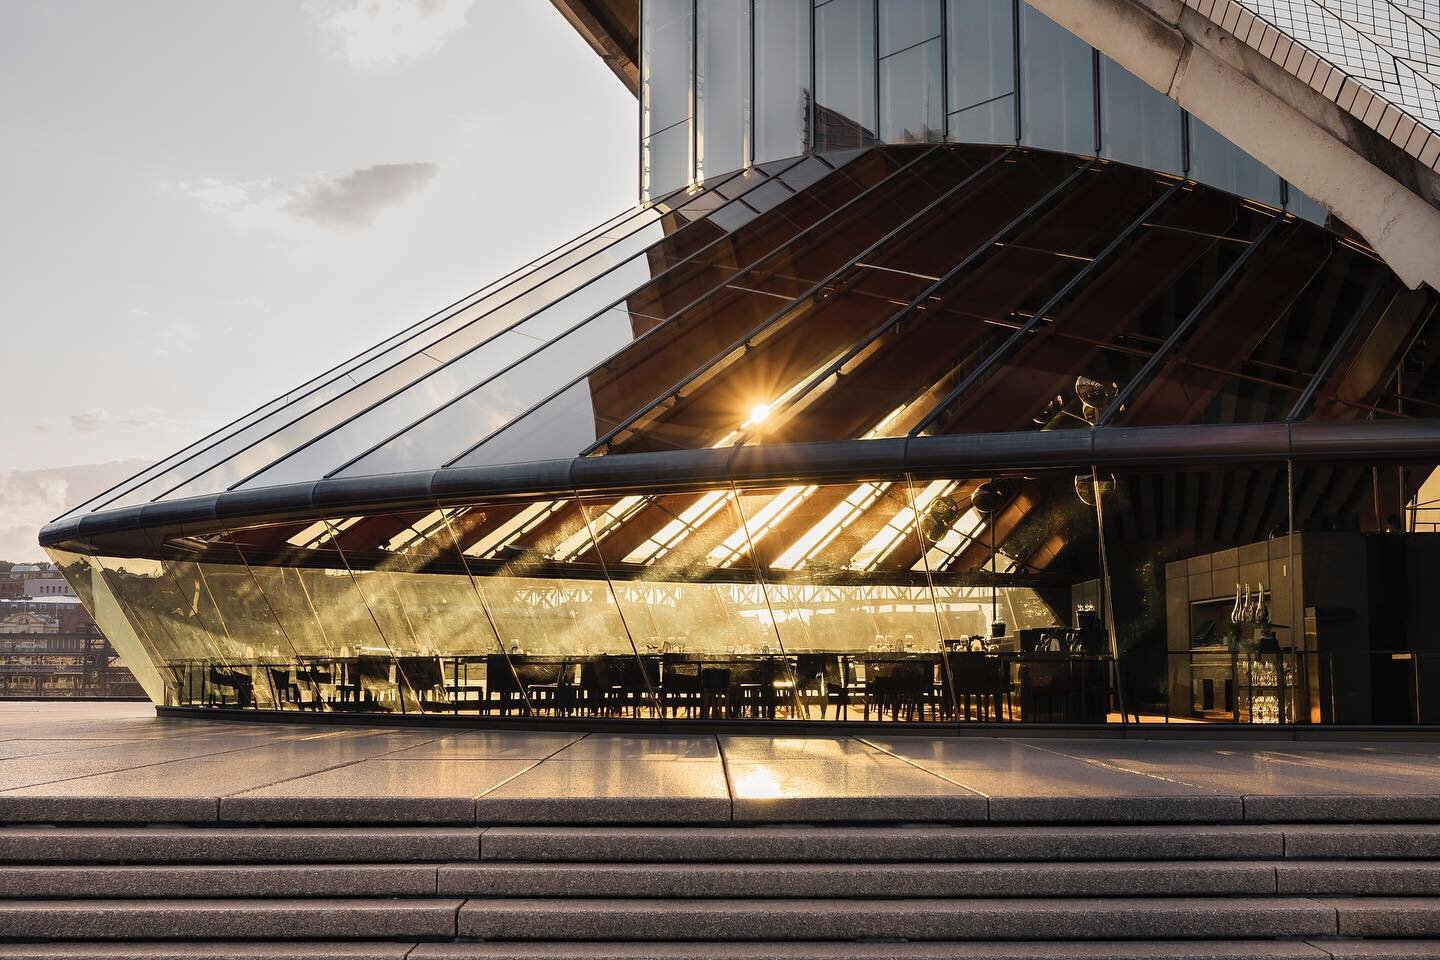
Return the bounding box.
[754,0,811,163]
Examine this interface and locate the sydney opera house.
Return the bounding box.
[41,0,1440,728]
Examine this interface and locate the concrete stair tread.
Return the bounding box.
[0,945,412,959]
[0,826,481,863]
[479,824,1289,861]
[457,896,1343,940]
[410,944,1374,960]
[0,863,442,898]
[7,941,1435,960]
[436,860,1278,897]
[0,898,465,939]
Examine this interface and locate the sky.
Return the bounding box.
[0,0,638,560]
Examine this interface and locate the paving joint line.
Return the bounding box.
[852,735,994,799]
[715,734,735,822]
[1010,739,1229,793]
[471,732,587,824]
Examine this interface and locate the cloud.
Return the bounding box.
[70,410,108,433]
[283,163,439,230]
[308,0,473,70]
[174,162,438,234]
[0,460,155,562]
[68,408,172,434]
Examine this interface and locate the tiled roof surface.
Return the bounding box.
[1184,0,1440,170]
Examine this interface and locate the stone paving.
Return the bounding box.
[1,701,1439,824]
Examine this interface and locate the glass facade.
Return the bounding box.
[636,0,1327,231]
[46,141,1440,726]
[45,2,1440,729]
[55,450,1440,725]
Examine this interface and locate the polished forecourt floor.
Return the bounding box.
[0,702,1437,825]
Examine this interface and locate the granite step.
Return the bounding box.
[479,824,1290,862]
[10,942,1440,960]
[456,897,1341,941]
[0,826,481,864]
[413,944,1438,960]
[0,898,464,940]
[0,864,442,899]
[0,946,412,959]
[5,944,1440,960]
[8,859,1440,899]
[437,860,1278,898]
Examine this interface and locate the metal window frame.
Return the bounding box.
[728,155,1094,445]
[907,177,1183,438]
[1093,212,1286,427]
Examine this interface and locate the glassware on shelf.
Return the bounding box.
[1255,584,1271,626]
[1241,583,1256,624]
[1230,583,1244,624]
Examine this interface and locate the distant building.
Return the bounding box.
[22,578,75,598]
[0,612,58,635]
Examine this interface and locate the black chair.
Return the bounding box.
[356,654,399,710]
[700,667,732,719]
[1019,659,1082,722]
[867,661,933,721]
[661,657,703,717]
[796,654,849,720]
[398,656,448,712]
[944,653,1009,721]
[514,660,566,715]
[732,659,781,720]
[207,666,254,709]
[484,654,524,715]
[267,667,304,711]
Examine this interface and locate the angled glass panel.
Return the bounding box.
[644,120,694,199]
[946,0,1015,144]
[643,0,694,137]
[45,547,167,702]
[437,494,632,656]
[389,149,906,472]
[1188,115,1283,208]
[1100,55,1183,175]
[596,150,1081,456]
[757,162,1166,446]
[67,205,648,518]
[435,493,655,717]
[453,146,990,467]
[880,0,941,54]
[814,0,878,150]
[912,467,1105,722]
[1018,2,1095,156]
[108,203,676,509]
[580,486,785,718]
[1288,186,1329,227]
[332,157,867,480]
[737,477,944,721]
[754,0,811,163]
[919,179,1274,436]
[697,0,751,180]
[1115,236,1391,426]
[157,176,759,498]
[1294,283,1440,423]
